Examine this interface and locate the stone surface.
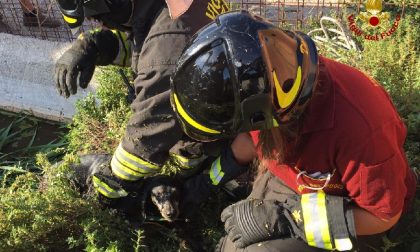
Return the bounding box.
[0,33,97,122]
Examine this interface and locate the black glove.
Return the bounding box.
[221,199,290,248]
[54,30,119,97]
[180,146,248,208]
[181,171,217,209]
[54,38,97,97]
[221,192,357,251]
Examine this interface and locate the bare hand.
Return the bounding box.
[230,133,257,165]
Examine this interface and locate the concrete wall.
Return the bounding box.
[0,33,97,122]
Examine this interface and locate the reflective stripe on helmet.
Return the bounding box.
[273,66,302,109]
[92,175,128,198]
[209,156,225,185]
[110,144,159,181]
[301,192,333,250]
[172,93,221,134]
[62,14,77,24]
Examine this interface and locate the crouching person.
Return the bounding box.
[169,11,417,251]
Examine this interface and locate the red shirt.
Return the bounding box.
[251,56,416,220]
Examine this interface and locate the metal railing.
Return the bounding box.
[0,0,416,42]
[0,0,95,41]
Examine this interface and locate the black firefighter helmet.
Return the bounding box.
[170,10,319,142]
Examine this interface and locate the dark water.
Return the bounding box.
[0,111,67,160]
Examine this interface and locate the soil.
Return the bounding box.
[0,111,67,158]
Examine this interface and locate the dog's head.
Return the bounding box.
[149,177,180,222]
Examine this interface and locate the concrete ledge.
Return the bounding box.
[0,33,97,122]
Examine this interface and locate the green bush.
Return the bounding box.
[0,65,225,251]
[0,7,418,251]
[0,154,140,252]
[66,66,132,154]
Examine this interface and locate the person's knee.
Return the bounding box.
[217,236,326,252]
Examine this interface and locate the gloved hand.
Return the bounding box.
[54,38,97,97]
[181,171,217,209]
[180,146,249,209]
[221,192,357,251]
[221,199,290,248]
[54,30,119,97]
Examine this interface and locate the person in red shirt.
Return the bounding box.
[169,11,416,251]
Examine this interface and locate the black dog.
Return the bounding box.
[141,175,205,251]
[141,175,181,222]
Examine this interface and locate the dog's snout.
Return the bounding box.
[149,177,181,222]
[161,202,179,221]
[166,210,176,218]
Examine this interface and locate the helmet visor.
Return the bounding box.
[258,29,305,117]
[172,42,236,140]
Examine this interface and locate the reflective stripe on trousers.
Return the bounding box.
[92,175,128,198]
[111,143,160,181]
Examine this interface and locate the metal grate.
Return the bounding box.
[230,0,350,29]
[0,0,96,42]
[0,0,416,42]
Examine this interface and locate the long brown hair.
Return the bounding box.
[255,57,326,177]
[256,119,301,176]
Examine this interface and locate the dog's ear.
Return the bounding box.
[140,179,154,220]
[171,186,180,199]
